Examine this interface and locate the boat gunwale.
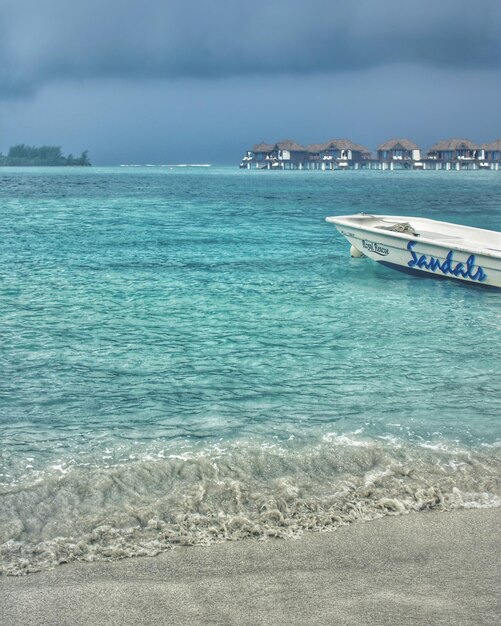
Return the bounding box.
[325,214,501,260]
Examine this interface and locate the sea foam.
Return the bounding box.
[1,434,500,575]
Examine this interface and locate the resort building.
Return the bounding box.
[304,144,325,168]
[427,139,483,163]
[240,138,370,169]
[269,140,309,168]
[376,139,421,168]
[241,142,274,166]
[318,139,371,169]
[241,140,309,169]
[240,137,501,171]
[483,140,501,163]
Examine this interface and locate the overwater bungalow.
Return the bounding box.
[319,139,371,169]
[376,139,421,168]
[427,139,483,162]
[483,140,501,162]
[245,142,274,165]
[268,140,309,168]
[240,139,310,169]
[306,143,325,169]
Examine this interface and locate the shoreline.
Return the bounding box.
[1,507,499,625]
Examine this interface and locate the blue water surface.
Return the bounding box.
[0,167,500,573]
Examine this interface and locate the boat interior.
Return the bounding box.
[326,214,501,252]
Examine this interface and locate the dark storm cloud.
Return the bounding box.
[1,0,500,98]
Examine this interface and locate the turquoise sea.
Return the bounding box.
[1,167,500,574]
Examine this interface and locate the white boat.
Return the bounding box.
[326,213,501,288]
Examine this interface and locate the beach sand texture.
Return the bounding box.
[1,508,499,626]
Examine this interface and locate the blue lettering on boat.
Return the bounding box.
[407,241,487,282]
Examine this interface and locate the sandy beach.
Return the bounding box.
[1,508,499,626]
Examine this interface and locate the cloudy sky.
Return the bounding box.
[1,0,500,164]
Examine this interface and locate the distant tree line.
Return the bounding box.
[0,145,91,166]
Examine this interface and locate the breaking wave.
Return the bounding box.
[1,433,500,575]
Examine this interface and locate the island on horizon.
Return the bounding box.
[0,144,91,167]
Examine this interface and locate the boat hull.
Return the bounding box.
[326,214,501,289]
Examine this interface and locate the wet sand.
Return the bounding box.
[1,508,499,626]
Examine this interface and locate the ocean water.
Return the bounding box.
[0,166,500,575]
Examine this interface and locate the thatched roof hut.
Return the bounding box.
[324,139,370,153]
[273,139,307,152]
[428,139,479,152]
[252,142,274,153]
[377,139,420,152]
[307,143,327,153]
[482,139,501,151]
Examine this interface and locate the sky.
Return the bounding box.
[1,0,500,164]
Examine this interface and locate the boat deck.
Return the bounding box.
[406,230,463,242]
[326,214,501,255]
